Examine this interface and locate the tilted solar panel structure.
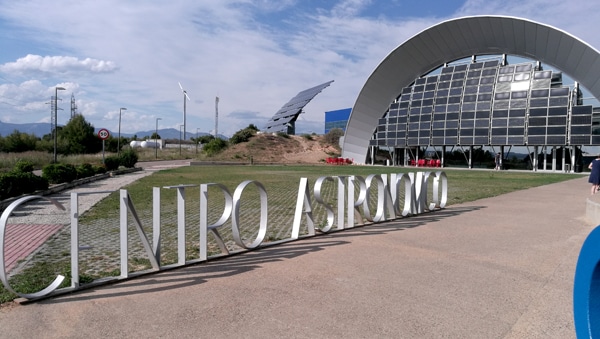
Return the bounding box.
[264,80,334,134]
[371,59,598,148]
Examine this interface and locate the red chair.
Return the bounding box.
[410,159,416,166]
[418,159,425,167]
[436,159,441,167]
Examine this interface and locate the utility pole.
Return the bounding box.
[215,96,219,137]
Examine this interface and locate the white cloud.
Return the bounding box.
[0,55,117,75]
[331,0,372,18]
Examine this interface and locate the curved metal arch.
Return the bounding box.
[341,15,600,162]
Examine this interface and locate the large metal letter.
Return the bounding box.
[389,173,412,217]
[200,183,232,260]
[231,180,268,249]
[119,190,161,278]
[0,196,65,299]
[348,176,367,228]
[164,184,198,265]
[364,174,395,222]
[291,178,315,239]
[336,176,348,230]
[432,171,448,209]
[314,176,335,232]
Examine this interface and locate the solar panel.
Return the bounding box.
[264,80,334,134]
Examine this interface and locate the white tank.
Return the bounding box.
[141,141,159,148]
[130,141,142,148]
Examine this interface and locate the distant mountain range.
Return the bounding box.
[0,122,228,140]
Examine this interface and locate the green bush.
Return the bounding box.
[119,149,138,168]
[104,156,120,171]
[13,160,34,173]
[301,134,313,140]
[276,132,290,139]
[230,129,255,144]
[42,163,77,184]
[94,165,107,175]
[203,138,228,156]
[76,163,96,179]
[0,171,48,200]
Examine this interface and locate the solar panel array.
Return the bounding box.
[264,80,334,133]
[371,60,598,147]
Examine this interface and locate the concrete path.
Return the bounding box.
[0,175,594,338]
[3,160,190,274]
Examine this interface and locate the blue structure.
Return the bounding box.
[324,108,351,134]
[573,225,600,338]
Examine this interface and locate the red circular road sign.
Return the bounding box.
[97,128,110,140]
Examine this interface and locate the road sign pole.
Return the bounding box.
[98,128,110,164]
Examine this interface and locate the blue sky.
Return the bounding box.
[0,0,599,137]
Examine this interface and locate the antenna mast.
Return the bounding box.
[215,96,219,137]
[70,94,78,119]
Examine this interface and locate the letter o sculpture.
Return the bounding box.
[573,225,600,338]
[231,180,268,249]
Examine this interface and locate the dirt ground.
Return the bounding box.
[212,133,340,164]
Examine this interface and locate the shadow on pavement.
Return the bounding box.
[34,205,485,304]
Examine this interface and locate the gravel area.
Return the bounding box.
[6,170,155,276]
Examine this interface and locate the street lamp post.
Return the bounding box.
[155,118,161,159]
[53,86,66,163]
[196,128,200,154]
[118,107,127,156]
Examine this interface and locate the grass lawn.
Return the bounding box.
[0,165,583,303]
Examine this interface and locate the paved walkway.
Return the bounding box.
[2,160,190,274]
[0,173,594,338]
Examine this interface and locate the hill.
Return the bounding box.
[210,134,340,164]
[0,122,227,140]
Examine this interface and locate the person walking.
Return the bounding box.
[588,154,600,194]
[494,152,501,170]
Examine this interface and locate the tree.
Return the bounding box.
[150,132,161,140]
[58,115,101,155]
[194,134,215,144]
[0,130,39,153]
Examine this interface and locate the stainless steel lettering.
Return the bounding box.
[0,171,447,300]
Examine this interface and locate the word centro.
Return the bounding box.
[0,170,447,300]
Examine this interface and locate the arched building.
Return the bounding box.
[341,16,600,170]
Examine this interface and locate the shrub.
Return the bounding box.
[203,138,228,156]
[119,149,139,168]
[13,159,34,173]
[301,134,313,141]
[276,132,290,139]
[0,171,48,200]
[42,163,77,184]
[76,163,96,179]
[94,165,107,175]
[230,129,255,144]
[324,128,344,146]
[104,156,120,171]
